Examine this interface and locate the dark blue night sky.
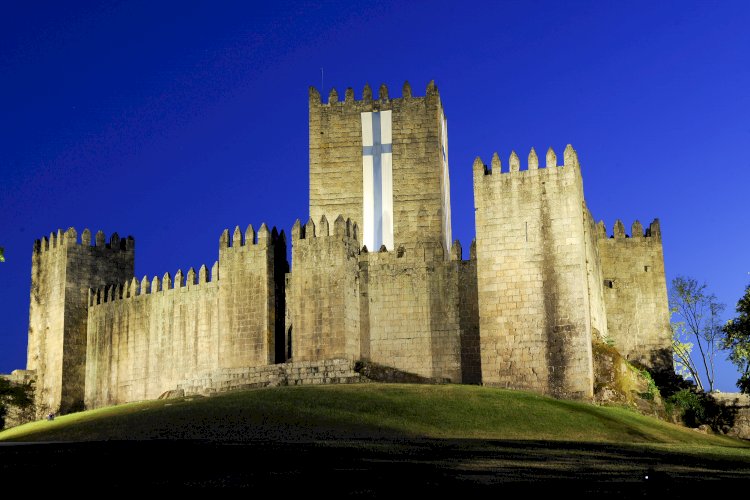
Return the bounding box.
[1,1,748,390]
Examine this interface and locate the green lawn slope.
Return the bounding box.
[3,384,750,493]
[1,383,748,451]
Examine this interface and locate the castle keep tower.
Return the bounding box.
[309,81,452,254]
[28,228,134,414]
[287,81,474,382]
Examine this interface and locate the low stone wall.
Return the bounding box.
[710,393,750,439]
[175,359,367,396]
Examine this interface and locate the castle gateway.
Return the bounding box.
[22,81,671,415]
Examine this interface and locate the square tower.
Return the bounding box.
[309,81,452,255]
[28,228,134,415]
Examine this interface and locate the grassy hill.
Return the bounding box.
[1,384,749,493]
[1,383,746,445]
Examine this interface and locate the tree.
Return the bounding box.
[723,283,750,394]
[672,334,697,382]
[0,246,4,262]
[669,276,725,392]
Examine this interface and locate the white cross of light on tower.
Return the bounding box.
[440,112,452,254]
[361,110,394,251]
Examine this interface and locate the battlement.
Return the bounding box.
[291,215,359,243]
[88,261,219,307]
[473,145,580,177]
[309,80,439,107]
[33,227,134,254]
[219,223,284,250]
[596,219,662,241]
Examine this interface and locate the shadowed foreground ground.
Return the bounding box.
[2,384,748,494]
[2,438,749,495]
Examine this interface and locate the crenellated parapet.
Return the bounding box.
[309,80,440,108]
[33,227,134,257]
[596,219,662,242]
[291,215,360,253]
[88,261,219,307]
[473,144,579,178]
[219,222,283,251]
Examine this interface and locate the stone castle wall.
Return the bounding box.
[28,228,134,415]
[84,224,284,408]
[457,242,482,384]
[598,219,671,369]
[19,80,673,413]
[286,214,471,383]
[359,242,464,382]
[218,224,285,368]
[583,207,608,340]
[287,216,363,361]
[86,267,220,407]
[309,82,451,252]
[473,147,594,398]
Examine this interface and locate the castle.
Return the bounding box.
[20,81,672,416]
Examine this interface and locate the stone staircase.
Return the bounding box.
[175,358,367,397]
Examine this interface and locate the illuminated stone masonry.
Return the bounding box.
[19,81,671,415]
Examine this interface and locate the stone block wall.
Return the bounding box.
[583,207,608,339]
[84,224,284,409]
[28,228,134,415]
[218,224,285,368]
[359,242,463,382]
[597,219,671,369]
[287,216,363,361]
[286,215,473,382]
[709,393,750,439]
[85,267,220,407]
[176,359,366,396]
[308,81,451,252]
[473,147,594,398]
[457,241,482,384]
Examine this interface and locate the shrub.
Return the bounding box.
[667,389,706,426]
[638,368,658,401]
